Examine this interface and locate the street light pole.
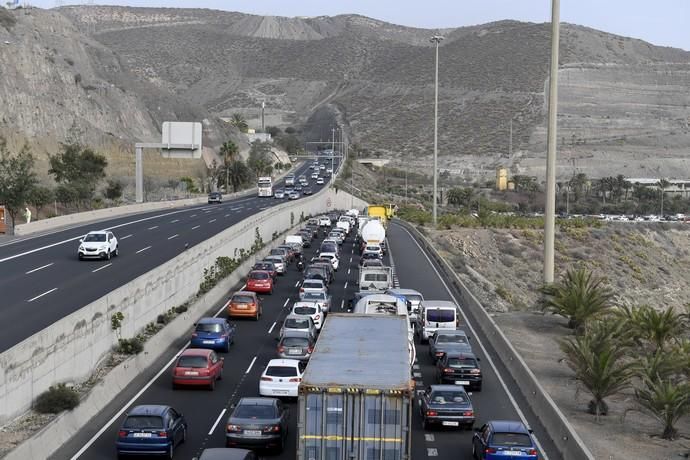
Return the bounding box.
[543,0,561,284]
[430,35,443,226]
[331,127,335,183]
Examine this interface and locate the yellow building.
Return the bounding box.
[496,168,508,191]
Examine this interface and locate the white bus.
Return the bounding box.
[257,176,273,197]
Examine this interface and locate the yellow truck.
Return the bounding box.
[367,204,396,226]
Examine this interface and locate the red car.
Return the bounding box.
[172,348,224,390]
[246,270,274,294]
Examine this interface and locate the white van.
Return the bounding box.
[285,235,304,247]
[336,220,350,234]
[417,300,459,343]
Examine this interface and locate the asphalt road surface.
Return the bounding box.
[55,219,559,460]
[0,160,338,352]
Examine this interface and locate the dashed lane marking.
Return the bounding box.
[283,298,290,308]
[413,372,422,378]
[135,246,151,254]
[209,219,217,223]
[207,409,227,436]
[92,263,112,273]
[170,219,179,223]
[268,322,277,334]
[340,299,344,310]
[168,234,178,240]
[147,226,158,230]
[25,263,54,274]
[344,281,348,290]
[27,288,58,302]
[192,225,201,230]
[121,234,133,240]
[245,356,257,374]
[424,434,435,442]
[427,448,438,456]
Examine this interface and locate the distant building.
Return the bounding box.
[247,132,272,143]
[496,168,508,191]
[626,178,690,196]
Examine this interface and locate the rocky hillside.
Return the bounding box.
[1,6,689,179]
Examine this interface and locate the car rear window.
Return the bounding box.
[302,292,324,301]
[266,366,298,377]
[123,415,164,429]
[492,432,533,447]
[233,405,277,419]
[366,246,380,251]
[302,281,323,289]
[196,323,222,333]
[437,334,467,344]
[177,355,208,368]
[321,244,337,252]
[448,357,477,368]
[294,306,317,315]
[270,249,286,255]
[282,337,309,347]
[285,318,310,329]
[232,295,255,304]
[430,391,468,404]
[250,272,269,280]
[427,309,456,322]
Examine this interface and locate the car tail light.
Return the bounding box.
[485,448,497,454]
[158,431,167,437]
[117,431,127,438]
[463,411,474,417]
[278,346,285,353]
[198,368,210,376]
[443,368,454,373]
[263,425,281,433]
[528,449,538,455]
[227,424,241,433]
[261,376,273,381]
[307,346,314,353]
[426,410,437,416]
[299,288,304,293]
[191,333,198,338]
[289,377,302,382]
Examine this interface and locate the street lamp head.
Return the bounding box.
[430,35,444,44]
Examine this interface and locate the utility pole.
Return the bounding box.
[543,0,561,283]
[509,118,513,156]
[261,100,265,132]
[405,169,408,203]
[431,35,443,226]
[331,127,336,183]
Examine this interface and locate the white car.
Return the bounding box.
[326,167,333,174]
[299,279,328,297]
[319,164,326,170]
[311,172,319,179]
[78,230,118,260]
[292,302,323,329]
[259,359,305,397]
[316,177,325,185]
[318,216,331,227]
[319,252,339,271]
[363,244,384,258]
[299,291,332,313]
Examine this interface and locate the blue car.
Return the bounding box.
[116,405,187,458]
[472,420,539,459]
[190,317,236,353]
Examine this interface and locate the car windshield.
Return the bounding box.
[177,355,208,368]
[264,257,281,264]
[302,281,322,289]
[294,306,317,315]
[363,253,379,260]
[437,334,467,344]
[270,249,285,256]
[282,337,309,347]
[123,415,164,429]
[233,404,277,419]
[250,272,269,280]
[492,432,533,447]
[84,234,106,242]
[266,366,298,377]
[427,309,456,322]
[232,295,254,304]
[366,246,380,251]
[305,270,325,280]
[321,244,337,252]
[448,357,477,368]
[285,318,310,329]
[430,391,468,404]
[196,323,223,333]
[302,292,325,301]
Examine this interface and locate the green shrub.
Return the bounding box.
[118,337,144,355]
[174,304,188,314]
[34,383,79,414]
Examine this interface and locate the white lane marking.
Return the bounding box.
[168,234,179,240]
[294,281,300,287]
[224,214,230,218]
[135,246,151,254]
[209,219,217,223]
[208,408,227,436]
[27,288,58,302]
[230,207,243,211]
[427,448,438,456]
[204,211,212,214]
[70,282,250,460]
[347,268,351,275]
[147,226,158,230]
[424,433,435,442]
[413,364,420,370]
[92,263,112,273]
[268,322,277,334]
[398,225,550,459]
[340,299,344,310]
[344,281,348,289]
[283,298,290,307]
[25,263,54,274]
[413,372,422,378]
[121,234,133,240]
[170,219,179,223]
[245,356,257,374]
[190,214,197,217]
[349,257,353,263]
[192,225,201,230]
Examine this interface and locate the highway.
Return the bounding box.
[54,219,560,460]
[0,160,337,352]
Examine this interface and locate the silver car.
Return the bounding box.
[263,255,286,275]
[277,331,314,361]
[279,314,317,341]
[274,189,285,199]
[298,291,331,313]
[299,279,327,297]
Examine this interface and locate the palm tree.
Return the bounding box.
[560,329,635,419]
[230,114,249,133]
[635,350,682,384]
[541,268,615,330]
[219,141,239,193]
[635,378,690,440]
[620,305,685,352]
[227,160,250,192]
[658,179,670,217]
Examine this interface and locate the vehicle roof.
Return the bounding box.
[86,230,108,234]
[280,330,312,338]
[434,329,467,336]
[422,300,459,309]
[302,314,412,390]
[263,255,283,261]
[293,301,319,309]
[488,420,532,435]
[237,397,277,406]
[179,348,212,357]
[232,290,257,297]
[444,351,478,359]
[302,279,325,286]
[284,313,314,321]
[128,405,170,416]
[249,270,270,275]
[197,317,226,325]
[198,448,253,460]
[430,384,469,393]
[388,288,423,297]
[266,358,301,367]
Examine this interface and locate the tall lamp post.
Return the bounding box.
[543,0,561,283]
[430,35,443,226]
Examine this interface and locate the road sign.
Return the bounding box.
[326,198,332,208]
[160,122,202,158]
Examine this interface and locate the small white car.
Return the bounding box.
[259,359,305,397]
[363,244,384,258]
[291,302,323,329]
[319,164,326,170]
[316,177,325,185]
[78,230,118,260]
[311,172,319,179]
[326,167,333,174]
[318,216,331,227]
[319,252,339,271]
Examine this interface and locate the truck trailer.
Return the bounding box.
[297,314,414,460]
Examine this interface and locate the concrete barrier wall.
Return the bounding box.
[395,220,595,460]
[0,186,367,425]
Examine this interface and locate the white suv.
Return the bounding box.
[78,230,118,260]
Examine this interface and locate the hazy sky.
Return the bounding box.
[36,0,690,51]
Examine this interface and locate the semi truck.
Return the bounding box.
[297,314,414,460]
[360,219,386,254]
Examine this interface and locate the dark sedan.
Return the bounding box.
[226,398,289,452]
[303,187,313,195]
[420,385,475,430]
[436,352,483,391]
[429,329,473,363]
